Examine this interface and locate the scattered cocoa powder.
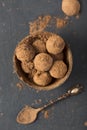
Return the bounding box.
[16,82,24,90]
[44,110,50,119]
[56,18,68,28]
[31,99,42,106]
[84,121,87,127]
[34,99,42,104]
[76,14,80,19]
[64,16,69,20]
[29,15,69,35]
[29,15,51,34]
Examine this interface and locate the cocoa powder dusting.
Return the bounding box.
[16,82,24,90]
[56,18,68,28]
[64,16,69,20]
[76,14,80,19]
[16,106,36,124]
[44,110,50,119]
[84,121,87,127]
[29,15,69,35]
[29,15,51,34]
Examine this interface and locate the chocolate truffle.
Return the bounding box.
[33,72,52,86]
[34,53,53,71]
[21,61,34,73]
[62,0,80,16]
[15,44,35,62]
[33,39,46,53]
[28,69,37,79]
[46,35,65,55]
[50,60,67,78]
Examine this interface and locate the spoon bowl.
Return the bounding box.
[16,106,41,125]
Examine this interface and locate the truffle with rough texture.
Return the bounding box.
[21,61,34,73]
[21,61,37,79]
[46,35,65,55]
[33,72,52,86]
[33,39,46,53]
[50,60,67,78]
[28,69,37,79]
[62,0,80,16]
[15,43,35,62]
[34,53,53,71]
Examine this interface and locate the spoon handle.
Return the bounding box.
[40,84,84,110]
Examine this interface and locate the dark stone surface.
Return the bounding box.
[0,0,87,130]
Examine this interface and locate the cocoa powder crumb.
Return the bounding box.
[76,14,80,19]
[29,15,69,34]
[56,18,68,28]
[64,16,69,20]
[34,99,42,104]
[84,121,87,127]
[16,82,24,90]
[44,110,50,119]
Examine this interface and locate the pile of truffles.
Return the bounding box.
[15,34,68,87]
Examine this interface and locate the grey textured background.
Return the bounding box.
[0,0,87,130]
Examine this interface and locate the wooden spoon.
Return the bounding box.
[16,84,83,125]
